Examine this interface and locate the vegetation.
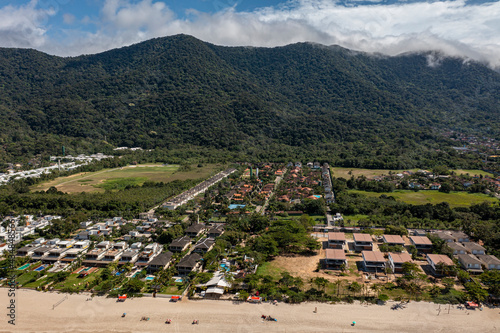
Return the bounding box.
[0,35,499,168]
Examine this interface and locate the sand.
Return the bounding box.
[1,289,499,332]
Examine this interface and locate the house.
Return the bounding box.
[136,243,162,267]
[427,254,454,275]
[16,246,39,257]
[434,231,455,243]
[457,254,484,274]
[198,271,232,299]
[177,253,202,275]
[61,247,87,262]
[147,251,173,272]
[388,252,413,273]
[31,246,52,260]
[76,231,89,240]
[430,183,441,190]
[447,242,467,256]
[169,236,192,252]
[118,249,140,265]
[324,249,348,270]
[193,238,215,253]
[476,255,500,270]
[462,242,486,255]
[362,251,386,271]
[382,235,405,247]
[450,231,469,243]
[43,247,70,263]
[409,236,433,253]
[185,224,206,238]
[327,232,346,250]
[353,233,373,251]
[207,226,224,239]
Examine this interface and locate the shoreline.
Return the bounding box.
[2,289,499,332]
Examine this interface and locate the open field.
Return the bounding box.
[4,288,498,333]
[349,190,498,207]
[331,167,494,179]
[32,164,223,193]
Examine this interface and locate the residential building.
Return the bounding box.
[207,226,224,239]
[118,249,140,265]
[193,238,215,253]
[185,224,206,238]
[147,251,173,272]
[447,242,467,256]
[463,242,486,255]
[388,252,412,273]
[427,254,454,275]
[382,235,405,247]
[177,253,202,275]
[328,232,346,250]
[457,254,484,274]
[324,249,348,270]
[477,255,500,270]
[410,236,433,253]
[353,233,373,251]
[362,251,386,271]
[169,236,192,252]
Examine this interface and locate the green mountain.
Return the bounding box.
[0,34,499,167]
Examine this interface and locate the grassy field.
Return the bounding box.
[331,167,493,179]
[255,262,285,279]
[32,164,223,193]
[349,190,498,207]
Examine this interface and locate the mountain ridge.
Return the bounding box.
[0,34,499,167]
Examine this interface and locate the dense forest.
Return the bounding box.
[0,34,499,167]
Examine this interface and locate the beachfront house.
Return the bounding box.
[353,233,373,251]
[43,247,70,263]
[169,236,192,252]
[427,254,454,275]
[362,251,386,271]
[147,251,173,272]
[16,245,40,257]
[328,232,346,250]
[382,235,405,247]
[387,252,412,273]
[193,238,215,254]
[199,271,232,299]
[463,242,486,255]
[409,236,433,253]
[457,254,484,274]
[176,253,202,275]
[324,249,348,270]
[477,255,500,270]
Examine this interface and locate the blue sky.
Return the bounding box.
[1,0,499,68]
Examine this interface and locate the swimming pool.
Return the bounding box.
[228,204,246,210]
[145,276,155,281]
[175,278,183,283]
[17,263,30,270]
[83,267,92,271]
[34,265,46,272]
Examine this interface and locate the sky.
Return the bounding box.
[0,0,499,68]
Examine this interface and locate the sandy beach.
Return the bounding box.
[1,289,499,332]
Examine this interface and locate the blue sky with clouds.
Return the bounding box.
[1,0,499,68]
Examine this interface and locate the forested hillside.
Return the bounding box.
[0,34,499,167]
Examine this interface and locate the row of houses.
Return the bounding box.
[163,168,236,210]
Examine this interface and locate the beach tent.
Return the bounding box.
[118,294,127,302]
[170,296,181,302]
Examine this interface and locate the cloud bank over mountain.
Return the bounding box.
[1,0,499,67]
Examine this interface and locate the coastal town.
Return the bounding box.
[1,161,499,315]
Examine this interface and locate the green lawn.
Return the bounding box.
[54,270,100,291]
[23,273,56,289]
[16,271,39,286]
[159,283,185,295]
[255,262,285,279]
[32,163,223,193]
[331,167,493,179]
[342,215,370,226]
[349,190,498,208]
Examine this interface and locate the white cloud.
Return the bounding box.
[63,13,75,25]
[0,0,54,49]
[1,0,500,68]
